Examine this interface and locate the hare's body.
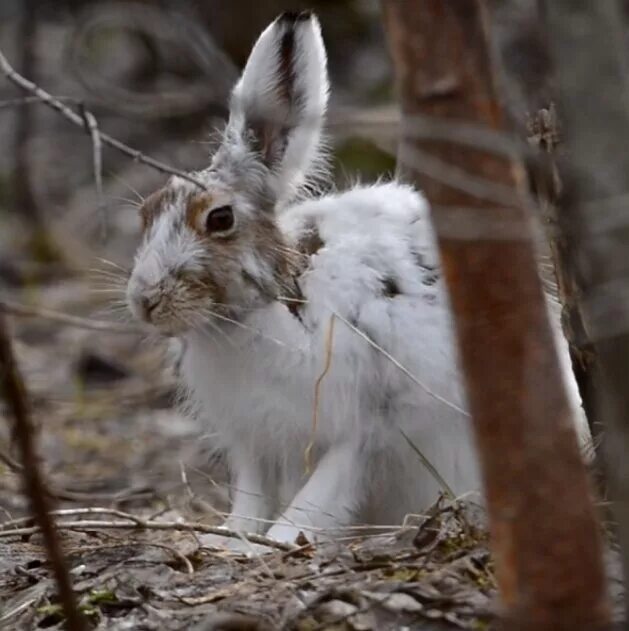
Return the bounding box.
[181,182,479,541]
[126,12,588,545]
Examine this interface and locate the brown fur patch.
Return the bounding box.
[140,187,174,232]
[296,222,324,258]
[179,270,227,317]
[185,193,214,233]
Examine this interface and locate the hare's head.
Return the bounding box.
[126,12,328,334]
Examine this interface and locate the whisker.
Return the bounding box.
[106,195,142,209]
[94,257,131,274]
[196,318,233,350]
[201,309,294,350]
[88,266,128,278]
[88,273,128,286]
[94,305,134,321]
[89,288,127,296]
[276,295,308,304]
[110,173,145,204]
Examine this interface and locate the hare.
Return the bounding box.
[126,11,586,545]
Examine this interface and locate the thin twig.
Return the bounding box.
[0,447,23,471]
[78,104,106,239]
[0,47,207,190]
[399,428,455,499]
[0,314,86,631]
[0,507,145,530]
[0,597,40,626]
[0,511,296,551]
[0,95,78,109]
[305,314,336,474]
[0,299,142,334]
[71,541,194,574]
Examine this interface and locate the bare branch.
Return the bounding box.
[78,104,106,239]
[0,95,78,109]
[0,447,23,472]
[0,47,207,191]
[0,509,297,552]
[0,314,86,631]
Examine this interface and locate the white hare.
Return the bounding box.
[126,11,587,545]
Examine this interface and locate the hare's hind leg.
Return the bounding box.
[266,443,365,544]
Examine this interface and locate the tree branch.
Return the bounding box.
[0,47,207,191]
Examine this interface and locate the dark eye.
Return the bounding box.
[205,205,234,234]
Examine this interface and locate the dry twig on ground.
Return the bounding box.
[0,506,297,552]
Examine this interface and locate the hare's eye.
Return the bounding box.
[206,206,234,234]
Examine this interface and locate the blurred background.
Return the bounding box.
[3,3,629,628]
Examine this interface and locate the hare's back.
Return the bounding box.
[282,182,444,316]
[280,182,463,396]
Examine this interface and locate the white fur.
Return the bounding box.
[127,12,590,546]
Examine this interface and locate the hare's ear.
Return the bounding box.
[223,12,328,205]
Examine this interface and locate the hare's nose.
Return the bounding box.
[140,294,161,321]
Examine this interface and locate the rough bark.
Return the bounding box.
[381,2,609,629]
[540,0,629,622]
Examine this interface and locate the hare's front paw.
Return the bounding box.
[266,523,310,545]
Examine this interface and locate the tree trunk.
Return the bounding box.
[540,0,629,623]
[381,2,610,629]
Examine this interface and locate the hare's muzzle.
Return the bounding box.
[127,278,155,322]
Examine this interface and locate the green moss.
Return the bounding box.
[333,138,396,184]
[382,566,422,582]
[87,589,118,605]
[36,603,64,617]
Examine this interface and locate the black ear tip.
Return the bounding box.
[279,10,314,24]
